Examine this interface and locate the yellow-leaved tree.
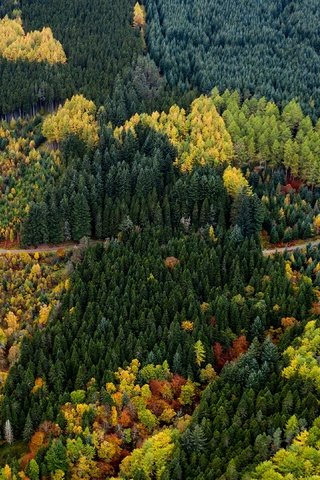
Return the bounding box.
[247,420,320,480]
[0,16,24,53]
[133,2,146,29]
[194,339,206,366]
[42,95,99,147]
[178,95,234,172]
[313,214,320,234]
[119,429,177,480]
[223,166,252,197]
[115,95,234,172]
[0,16,66,64]
[282,320,320,391]
[245,319,320,480]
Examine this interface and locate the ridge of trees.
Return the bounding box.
[247,319,320,479]
[19,90,320,247]
[2,88,320,250]
[21,121,265,246]
[171,246,320,479]
[171,336,320,479]
[248,418,320,480]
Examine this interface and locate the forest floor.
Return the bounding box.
[0,441,26,464]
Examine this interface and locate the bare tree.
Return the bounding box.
[4,419,13,444]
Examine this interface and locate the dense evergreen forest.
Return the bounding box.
[0,0,142,115]
[2,232,317,477]
[0,0,162,117]
[145,0,320,117]
[0,0,193,119]
[2,0,320,119]
[2,0,320,478]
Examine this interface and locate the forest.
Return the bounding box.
[0,251,68,394]
[0,0,142,115]
[19,91,320,247]
[144,0,320,117]
[0,0,191,119]
[1,0,320,478]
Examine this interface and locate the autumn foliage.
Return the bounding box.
[115,95,234,172]
[42,95,99,146]
[133,2,146,29]
[282,320,320,391]
[223,166,252,198]
[164,256,180,269]
[0,118,60,242]
[0,251,68,391]
[0,16,66,64]
[16,360,202,479]
[213,335,249,370]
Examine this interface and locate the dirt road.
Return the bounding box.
[262,238,320,256]
[0,238,319,257]
[0,243,79,255]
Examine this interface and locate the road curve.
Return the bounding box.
[0,239,319,257]
[262,238,320,256]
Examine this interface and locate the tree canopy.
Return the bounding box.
[0,15,66,64]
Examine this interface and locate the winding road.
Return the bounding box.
[262,238,320,256]
[0,238,319,257]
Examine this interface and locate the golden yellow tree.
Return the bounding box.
[194,339,206,366]
[5,311,18,336]
[313,214,320,234]
[0,16,66,64]
[133,2,146,29]
[0,16,24,53]
[115,95,234,172]
[249,418,320,480]
[42,95,99,146]
[178,95,234,172]
[282,320,320,391]
[119,429,176,480]
[223,166,252,197]
[38,304,51,326]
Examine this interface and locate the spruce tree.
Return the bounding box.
[23,413,33,442]
[71,193,91,241]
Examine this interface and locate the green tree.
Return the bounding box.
[45,439,68,473]
[27,459,39,480]
[71,193,91,241]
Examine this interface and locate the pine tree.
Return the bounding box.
[71,193,91,241]
[27,459,40,480]
[23,413,33,442]
[45,439,68,473]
